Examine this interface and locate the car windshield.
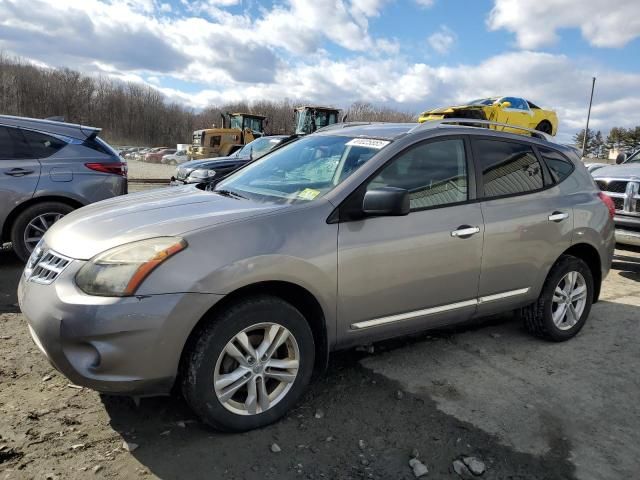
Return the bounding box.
[215,135,389,203]
[468,98,497,106]
[236,137,283,159]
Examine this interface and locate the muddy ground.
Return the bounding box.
[0,245,638,480]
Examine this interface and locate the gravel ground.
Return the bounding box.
[127,160,176,181]
[0,246,638,479]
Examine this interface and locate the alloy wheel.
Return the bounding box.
[213,322,300,416]
[23,213,65,253]
[551,271,587,330]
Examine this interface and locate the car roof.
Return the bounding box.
[313,121,571,153]
[0,114,100,140]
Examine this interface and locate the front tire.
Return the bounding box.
[10,202,74,262]
[182,295,315,432]
[521,255,594,341]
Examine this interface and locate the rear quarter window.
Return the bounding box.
[21,129,66,158]
[538,146,574,184]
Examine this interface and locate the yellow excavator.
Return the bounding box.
[187,112,267,160]
[294,106,344,135]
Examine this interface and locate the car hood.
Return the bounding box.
[592,163,640,179]
[180,155,244,170]
[45,186,287,259]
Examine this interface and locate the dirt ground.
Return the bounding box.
[0,245,638,480]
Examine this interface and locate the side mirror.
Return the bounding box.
[362,187,410,217]
[616,153,627,164]
[501,101,512,108]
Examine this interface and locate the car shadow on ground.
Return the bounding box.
[100,315,576,480]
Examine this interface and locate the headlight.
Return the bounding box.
[189,169,216,179]
[75,237,187,296]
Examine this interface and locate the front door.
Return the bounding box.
[336,137,484,346]
[0,126,41,227]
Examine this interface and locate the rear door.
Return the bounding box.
[336,136,485,345]
[472,137,573,315]
[0,126,42,228]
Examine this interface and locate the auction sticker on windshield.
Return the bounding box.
[345,139,390,149]
[297,188,321,200]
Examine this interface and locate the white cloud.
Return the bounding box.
[0,0,638,139]
[427,25,456,55]
[415,0,435,7]
[488,0,640,48]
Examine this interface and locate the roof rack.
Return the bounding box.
[314,121,384,133]
[409,118,551,141]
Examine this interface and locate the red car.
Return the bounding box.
[144,148,174,163]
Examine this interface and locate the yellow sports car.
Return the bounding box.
[418,96,558,136]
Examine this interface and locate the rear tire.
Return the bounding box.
[10,202,74,262]
[520,255,594,341]
[182,295,315,432]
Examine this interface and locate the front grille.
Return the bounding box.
[613,197,625,211]
[599,180,628,194]
[28,250,71,285]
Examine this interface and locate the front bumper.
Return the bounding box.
[615,229,640,247]
[18,260,223,395]
[613,215,640,247]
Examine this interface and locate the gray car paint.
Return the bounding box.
[0,115,127,247]
[18,123,614,395]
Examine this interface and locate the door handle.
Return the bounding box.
[548,211,569,222]
[451,225,480,238]
[4,168,34,177]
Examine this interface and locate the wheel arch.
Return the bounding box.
[561,243,602,302]
[2,195,84,243]
[178,280,330,385]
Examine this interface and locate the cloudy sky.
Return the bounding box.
[1,0,639,141]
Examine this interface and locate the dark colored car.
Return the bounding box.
[170,135,295,185]
[0,115,127,261]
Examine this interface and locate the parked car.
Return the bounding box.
[161,150,188,165]
[19,120,614,432]
[0,115,127,261]
[170,135,295,185]
[591,154,640,246]
[144,148,174,163]
[419,96,558,136]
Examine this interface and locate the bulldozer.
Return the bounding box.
[294,106,344,135]
[187,112,267,160]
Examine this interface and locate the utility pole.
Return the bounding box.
[582,77,596,158]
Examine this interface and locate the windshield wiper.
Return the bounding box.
[214,189,247,199]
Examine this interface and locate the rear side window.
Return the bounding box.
[21,129,66,158]
[0,126,32,160]
[474,139,543,199]
[368,138,468,210]
[538,147,574,184]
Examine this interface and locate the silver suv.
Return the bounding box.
[19,120,615,432]
[1,115,126,261]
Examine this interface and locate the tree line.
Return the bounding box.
[0,54,415,147]
[573,126,640,158]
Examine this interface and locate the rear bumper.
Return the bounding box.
[18,263,223,395]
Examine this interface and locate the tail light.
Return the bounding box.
[597,192,615,219]
[85,162,127,177]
